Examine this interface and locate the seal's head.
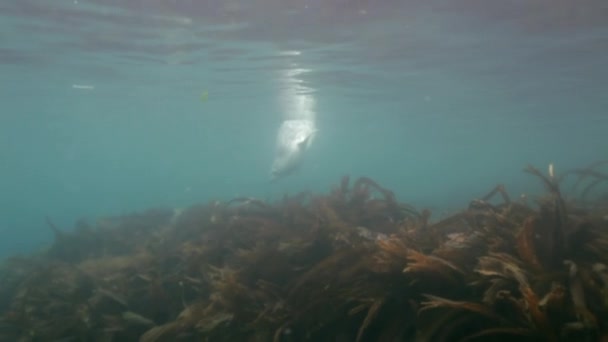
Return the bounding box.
[270,150,302,181]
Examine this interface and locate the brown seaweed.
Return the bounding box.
[1,162,608,341]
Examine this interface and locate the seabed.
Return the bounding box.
[1,162,608,342]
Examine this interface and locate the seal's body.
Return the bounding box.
[271,119,317,181]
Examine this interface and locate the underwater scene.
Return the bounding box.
[1,0,608,341]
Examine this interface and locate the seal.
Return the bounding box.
[270,119,318,181]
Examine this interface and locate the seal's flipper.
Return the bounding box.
[297,129,318,150]
[297,136,311,150]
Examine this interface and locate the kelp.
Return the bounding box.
[1,162,608,341]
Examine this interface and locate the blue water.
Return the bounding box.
[1,0,607,258]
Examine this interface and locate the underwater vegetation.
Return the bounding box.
[1,162,608,342]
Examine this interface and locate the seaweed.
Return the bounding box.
[1,162,608,341]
